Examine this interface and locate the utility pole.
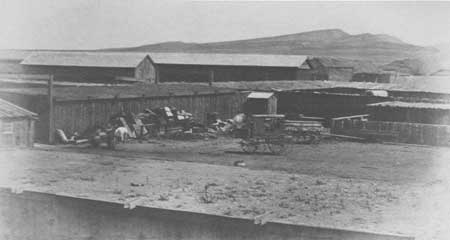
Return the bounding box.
[48,74,54,144]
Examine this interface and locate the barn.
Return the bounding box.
[148,52,309,83]
[0,84,246,144]
[304,57,354,81]
[0,98,37,147]
[20,52,157,83]
[14,52,309,84]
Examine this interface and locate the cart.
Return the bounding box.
[239,114,290,154]
[283,120,323,144]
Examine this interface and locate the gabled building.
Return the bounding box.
[147,52,309,83]
[20,52,157,83]
[304,57,354,81]
[18,51,310,84]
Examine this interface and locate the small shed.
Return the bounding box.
[244,92,277,114]
[0,98,37,147]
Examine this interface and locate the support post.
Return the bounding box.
[209,69,214,86]
[48,74,55,144]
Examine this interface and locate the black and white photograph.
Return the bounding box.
[0,1,449,239]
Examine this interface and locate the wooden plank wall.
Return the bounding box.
[157,65,299,83]
[0,118,35,147]
[278,92,389,119]
[368,106,450,125]
[331,118,450,146]
[52,92,247,137]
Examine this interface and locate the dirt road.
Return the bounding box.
[1,139,449,240]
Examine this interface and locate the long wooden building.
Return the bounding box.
[18,52,311,84]
[0,84,246,143]
[21,52,157,83]
[147,52,310,83]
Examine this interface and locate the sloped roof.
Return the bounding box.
[148,52,308,67]
[209,79,450,95]
[431,69,450,76]
[310,57,353,68]
[0,50,36,61]
[368,101,450,110]
[21,52,149,68]
[0,83,237,101]
[20,51,308,68]
[307,57,381,73]
[247,92,274,99]
[0,98,37,119]
[209,80,399,92]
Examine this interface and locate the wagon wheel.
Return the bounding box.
[267,139,286,155]
[241,140,258,153]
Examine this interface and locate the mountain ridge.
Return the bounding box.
[100,29,435,65]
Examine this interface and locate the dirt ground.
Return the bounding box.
[1,138,449,240]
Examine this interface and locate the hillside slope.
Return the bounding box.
[102,29,437,65]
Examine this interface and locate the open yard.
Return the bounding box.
[1,138,449,240]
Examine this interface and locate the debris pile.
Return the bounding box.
[54,106,245,147]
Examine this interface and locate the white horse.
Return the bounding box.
[114,126,129,143]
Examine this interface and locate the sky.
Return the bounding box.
[0,0,449,50]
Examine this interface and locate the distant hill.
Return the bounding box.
[101,29,437,65]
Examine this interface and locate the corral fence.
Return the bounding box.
[331,115,450,146]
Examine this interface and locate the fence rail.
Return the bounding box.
[331,116,450,146]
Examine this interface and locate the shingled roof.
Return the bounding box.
[0,98,37,119]
[21,52,150,68]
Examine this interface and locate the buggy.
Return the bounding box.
[238,114,324,154]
